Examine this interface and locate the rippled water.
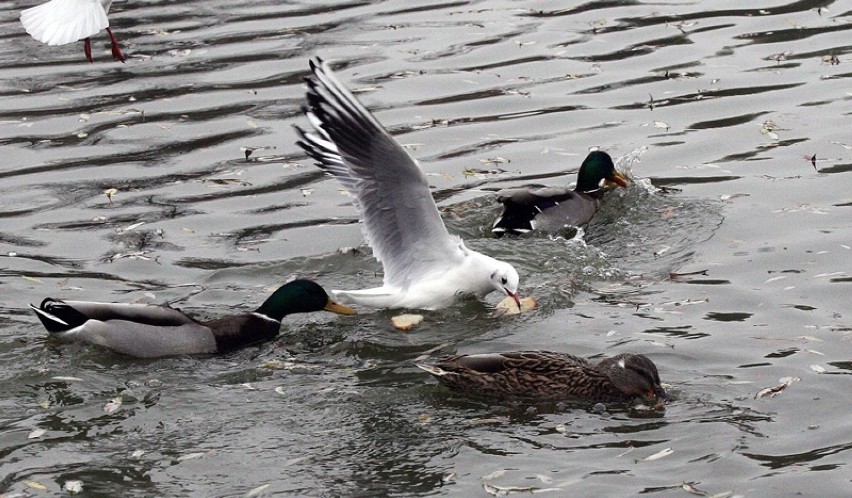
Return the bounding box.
[1,0,850,496]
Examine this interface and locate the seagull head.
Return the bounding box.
[490,264,521,309]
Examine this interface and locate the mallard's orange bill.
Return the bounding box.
[605,172,630,188]
[324,300,357,315]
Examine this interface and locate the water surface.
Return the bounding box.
[1,0,850,496]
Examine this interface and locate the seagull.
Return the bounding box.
[492,151,630,237]
[294,58,521,310]
[20,0,126,63]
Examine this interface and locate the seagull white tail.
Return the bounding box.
[20,0,110,46]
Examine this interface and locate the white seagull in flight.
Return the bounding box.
[20,0,126,63]
[294,58,521,310]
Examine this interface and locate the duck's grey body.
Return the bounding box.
[493,187,605,236]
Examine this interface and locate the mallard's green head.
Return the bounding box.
[575,151,630,193]
[256,279,356,321]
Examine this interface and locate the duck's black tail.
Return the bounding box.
[30,299,89,333]
[491,202,536,238]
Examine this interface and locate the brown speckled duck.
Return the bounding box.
[418,351,667,403]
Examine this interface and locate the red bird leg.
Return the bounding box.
[84,37,93,63]
[106,27,126,63]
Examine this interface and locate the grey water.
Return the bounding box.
[1,0,850,496]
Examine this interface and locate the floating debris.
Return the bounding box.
[64,480,84,494]
[241,146,270,161]
[821,54,840,65]
[104,188,118,203]
[669,269,709,279]
[391,314,424,331]
[654,245,671,257]
[642,447,674,461]
[810,364,826,373]
[755,376,800,399]
[760,120,779,140]
[205,178,251,187]
[28,428,46,439]
[802,154,817,170]
[177,451,207,461]
[52,376,83,382]
[24,480,48,491]
[463,167,508,177]
[245,484,271,497]
[103,397,122,414]
[483,482,540,496]
[682,482,710,496]
[479,156,510,165]
[120,221,145,232]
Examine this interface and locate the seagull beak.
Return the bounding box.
[505,289,521,310]
[605,172,630,188]
[324,300,357,315]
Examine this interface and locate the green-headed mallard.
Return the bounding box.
[30,279,356,358]
[492,151,630,237]
[418,351,667,403]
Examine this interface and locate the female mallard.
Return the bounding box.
[492,151,630,237]
[30,279,356,358]
[418,351,667,403]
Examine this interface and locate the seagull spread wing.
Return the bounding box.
[295,58,462,289]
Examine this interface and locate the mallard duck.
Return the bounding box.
[30,279,356,358]
[20,0,125,63]
[293,57,520,310]
[418,351,667,403]
[492,151,630,237]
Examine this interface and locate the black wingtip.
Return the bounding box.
[309,56,325,74]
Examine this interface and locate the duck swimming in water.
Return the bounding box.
[30,279,355,358]
[418,351,667,403]
[492,151,629,237]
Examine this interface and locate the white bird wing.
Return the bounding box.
[20,0,109,46]
[294,58,463,289]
